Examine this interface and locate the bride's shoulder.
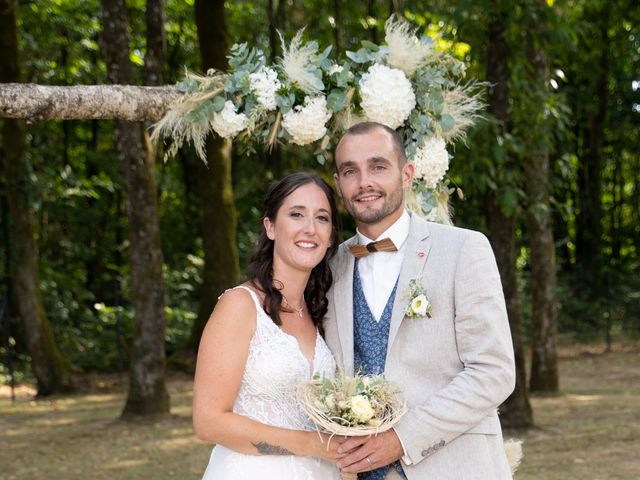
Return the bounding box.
[218,283,259,301]
[208,284,260,331]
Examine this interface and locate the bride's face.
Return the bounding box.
[264,183,333,274]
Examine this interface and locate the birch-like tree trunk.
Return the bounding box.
[0,83,179,122]
[100,0,169,417]
[484,0,533,429]
[525,0,559,394]
[186,0,240,355]
[0,0,73,396]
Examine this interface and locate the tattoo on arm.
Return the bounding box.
[252,441,293,456]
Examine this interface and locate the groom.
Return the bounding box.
[324,122,516,479]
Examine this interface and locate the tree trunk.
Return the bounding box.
[100,0,169,416]
[144,0,166,87]
[575,6,609,299]
[484,0,533,428]
[525,2,559,393]
[485,196,532,428]
[0,83,180,122]
[186,0,240,355]
[366,0,379,43]
[0,0,73,396]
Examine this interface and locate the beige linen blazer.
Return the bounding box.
[324,214,516,479]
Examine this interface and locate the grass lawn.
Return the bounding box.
[513,342,640,480]
[1,341,639,479]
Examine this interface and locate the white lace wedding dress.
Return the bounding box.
[201,286,340,479]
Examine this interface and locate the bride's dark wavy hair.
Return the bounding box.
[246,172,341,333]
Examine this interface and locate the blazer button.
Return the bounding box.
[439,440,445,447]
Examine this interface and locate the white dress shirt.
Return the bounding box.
[356,210,410,321]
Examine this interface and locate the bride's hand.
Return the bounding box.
[304,432,351,461]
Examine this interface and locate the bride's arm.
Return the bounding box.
[192,288,344,461]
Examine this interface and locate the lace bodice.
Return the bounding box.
[232,286,336,431]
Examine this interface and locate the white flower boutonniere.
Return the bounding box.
[405,278,432,319]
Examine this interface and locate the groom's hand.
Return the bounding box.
[335,429,404,473]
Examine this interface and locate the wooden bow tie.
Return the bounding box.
[348,238,398,258]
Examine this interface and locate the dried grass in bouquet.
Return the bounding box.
[297,371,407,480]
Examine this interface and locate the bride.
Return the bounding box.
[193,172,346,479]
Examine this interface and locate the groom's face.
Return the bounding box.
[334,128,413,234]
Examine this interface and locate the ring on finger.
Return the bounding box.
[366,456,372,466]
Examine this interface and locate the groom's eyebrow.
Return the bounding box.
[337,156,390,171]
[368,156,392,165]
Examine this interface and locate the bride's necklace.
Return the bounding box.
[282,295,305,317]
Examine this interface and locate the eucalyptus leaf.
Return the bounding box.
[327,89,347,112]
[440,114,455,132]
[345,48,371,64]
[335,68,352,88]
[319,45,333,61]
[425,89,444,113]
[308,74,325,92]
[361,40,379,52]
[212,96,226,113]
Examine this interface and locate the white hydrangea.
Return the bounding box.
[412,136,449,188]
[249,67,281,111]
[359,64,416,129]
[211,101,248,139]
[282,96,331,145]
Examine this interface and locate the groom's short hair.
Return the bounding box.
[339,122,407,166]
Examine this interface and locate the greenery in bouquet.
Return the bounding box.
[152,16,484,223]
[297,371,407,436]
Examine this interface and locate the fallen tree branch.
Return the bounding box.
[0,83,181,122]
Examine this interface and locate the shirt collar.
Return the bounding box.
[356,209,410,249]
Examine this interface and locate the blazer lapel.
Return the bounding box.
[386,215,432,362]
[333,236,357,375]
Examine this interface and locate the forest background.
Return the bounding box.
[0,0,639,439]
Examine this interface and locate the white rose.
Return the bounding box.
[410,294,429,317]
[350,395,375,423]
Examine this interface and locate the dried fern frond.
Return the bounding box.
[438,82,485,143]
[504,438,524,474]
[385,16,435,78]
[279,29,323,94]
[150,69,228,162]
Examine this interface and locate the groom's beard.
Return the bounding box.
[344,184,404,225]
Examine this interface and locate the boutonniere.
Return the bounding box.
[405,278,432,319]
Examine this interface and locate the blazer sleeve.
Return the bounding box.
[393,230,516,465]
